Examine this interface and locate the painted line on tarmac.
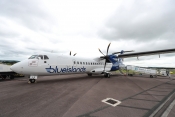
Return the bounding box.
[77,80,173,117]
[161,98,175,117]
[145,90,175,117]
[118,105,150,111]
[130,98,161,102]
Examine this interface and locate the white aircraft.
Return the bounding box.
[10,43,175,83]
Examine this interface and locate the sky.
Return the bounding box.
[0,0,175,67]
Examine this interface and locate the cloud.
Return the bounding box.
[98,0,175,42]
[0,0,55,32]
[0,0,174,67]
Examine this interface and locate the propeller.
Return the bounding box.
[98,43,111,72]
[70,51,77,56]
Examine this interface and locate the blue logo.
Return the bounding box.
[45,66,86,73]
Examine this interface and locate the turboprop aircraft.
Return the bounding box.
[10,43,175,83]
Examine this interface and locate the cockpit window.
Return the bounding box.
[44,55,49,59]
[29,55,45,59]
[29,55,37,59]
[37,55,43,59]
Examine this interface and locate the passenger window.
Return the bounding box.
[77,61,79,64]
[88,62,90,65]
[91,63,92,65]
[80,62,82,64]
[83,62,85,65]
[44,55,49,59]
[74,61,76,64]
[86,62,87,65]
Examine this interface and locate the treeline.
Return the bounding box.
[0,60,19,65]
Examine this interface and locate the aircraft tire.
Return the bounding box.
[104,73,110,78]
[150,75,153,78]
[104,73,107,78]
[107,73,110,78]
[30,79,36,83]
[1,75,7,80]
[10,75,14,79]
[87,73,92,76]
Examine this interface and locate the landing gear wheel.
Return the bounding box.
[104,73,110,78]
[128,74,133,76]
[150,75,153,78]
[87,73,92,76]
[1,75,7,80]
[29,79,36,83]
[10,75,14,79]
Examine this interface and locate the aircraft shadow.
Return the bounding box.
[36,75,104,84]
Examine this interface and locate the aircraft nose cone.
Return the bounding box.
[10,63,23,73]
[10,64,19,72]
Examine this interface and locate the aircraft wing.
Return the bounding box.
[118,48,175,58]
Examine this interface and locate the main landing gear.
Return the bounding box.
[104,73,110,78]
[28,76,37,83]
[87,73,92,76]
[87,72,110,78]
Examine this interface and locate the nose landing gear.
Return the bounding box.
[28,79,36,83]
[28,76,37,83]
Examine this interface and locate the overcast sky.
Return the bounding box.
[0,0,175,67]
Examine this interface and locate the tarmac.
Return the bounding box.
[0,74,175,117]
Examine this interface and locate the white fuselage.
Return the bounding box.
[10,54,112,76]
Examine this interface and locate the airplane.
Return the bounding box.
[10,43,175,83]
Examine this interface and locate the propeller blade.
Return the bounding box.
[73,53,77,56]
[70,51,71,56]
[98,48,105,56]
[99,43,111,72]
[104,59,107,71]
[106,43,111,55]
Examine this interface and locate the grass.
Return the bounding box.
[170,69,175,74]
